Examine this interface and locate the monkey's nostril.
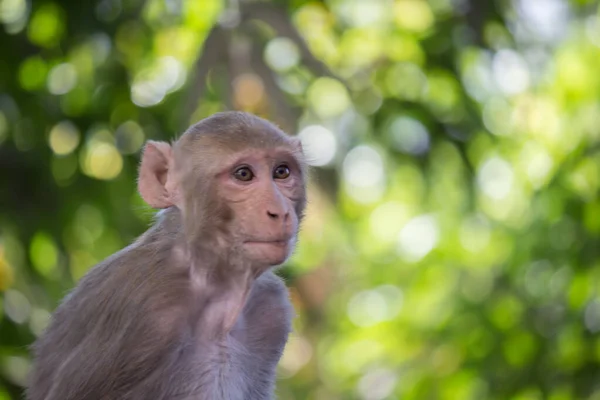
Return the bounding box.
[267,211,278,219]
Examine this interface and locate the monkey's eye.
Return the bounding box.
[273,165,290,179]
[233,167,254,181]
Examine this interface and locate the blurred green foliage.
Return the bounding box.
[1,0,600,399]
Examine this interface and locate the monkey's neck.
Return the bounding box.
[156,206,255,279]
[153,207,257,339]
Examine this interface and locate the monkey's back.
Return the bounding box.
[26,221,193,400]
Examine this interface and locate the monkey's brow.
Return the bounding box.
[265,147,303,161]
[228,147,299,164]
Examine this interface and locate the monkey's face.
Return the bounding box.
[137,112,308,268]
[215,147,305,267]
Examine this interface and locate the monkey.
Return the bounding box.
[26,111,308,400]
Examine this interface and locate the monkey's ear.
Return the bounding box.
[291,137,304,154]
[138,141,174,209]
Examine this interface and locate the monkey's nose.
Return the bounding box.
[267,209,289,220]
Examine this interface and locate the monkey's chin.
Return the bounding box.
[243,241,292,267]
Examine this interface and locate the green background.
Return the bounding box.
[1,0,600,399]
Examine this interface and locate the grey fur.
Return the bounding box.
[27,204,294,400]
[27,112,305,400]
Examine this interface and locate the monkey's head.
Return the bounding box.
[137,111,307,267]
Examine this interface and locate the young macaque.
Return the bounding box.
[26,111,308,400]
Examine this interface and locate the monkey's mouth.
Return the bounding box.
[243,235,293,248]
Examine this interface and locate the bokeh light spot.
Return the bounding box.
[0,0,27,25]
[369,202,409,243]
[29,232,59,279]
[460,49,495,102]
[516,0,569,42]
[338,29,383,69]
[115,120,145,154]
[2,356,30,388]
[278,334,313,377]
[89,33,112,66]
[343,145,384,188]
[477,156,514,200]
[388,116,430,155]
[568,157,599,201]
[343,145,386,203]
[347,290,386,327]
[49,120,80,155]
[233,73,265,110]
[27,3,65,48]
[492,49,530,96]
[0,248,14,291]
[264,37,300,71]
[347,285,404,327]
[82,142,123,180]
[276,73,307,95]
[397,214,439,262]
[386,33,425,65]
[585,299,600,333]
[131,56,186,107]
[393,0,434,33]
[4,289,31,324]
[298,125,337,167]
[336,0,388,28]
[482,97,512,136]
[357,367,398,400]
[520,141,554,189]
[307,77,350,118]
[425,70,461,120]
[47,63,78,95]
[131,81,164,107]
[385,62,428,100]
[18,56,48,91]
[29,308,51,337]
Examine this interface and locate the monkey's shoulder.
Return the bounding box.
[57,240,188,323]
[238,272,294,346]
[81,240,181,285]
